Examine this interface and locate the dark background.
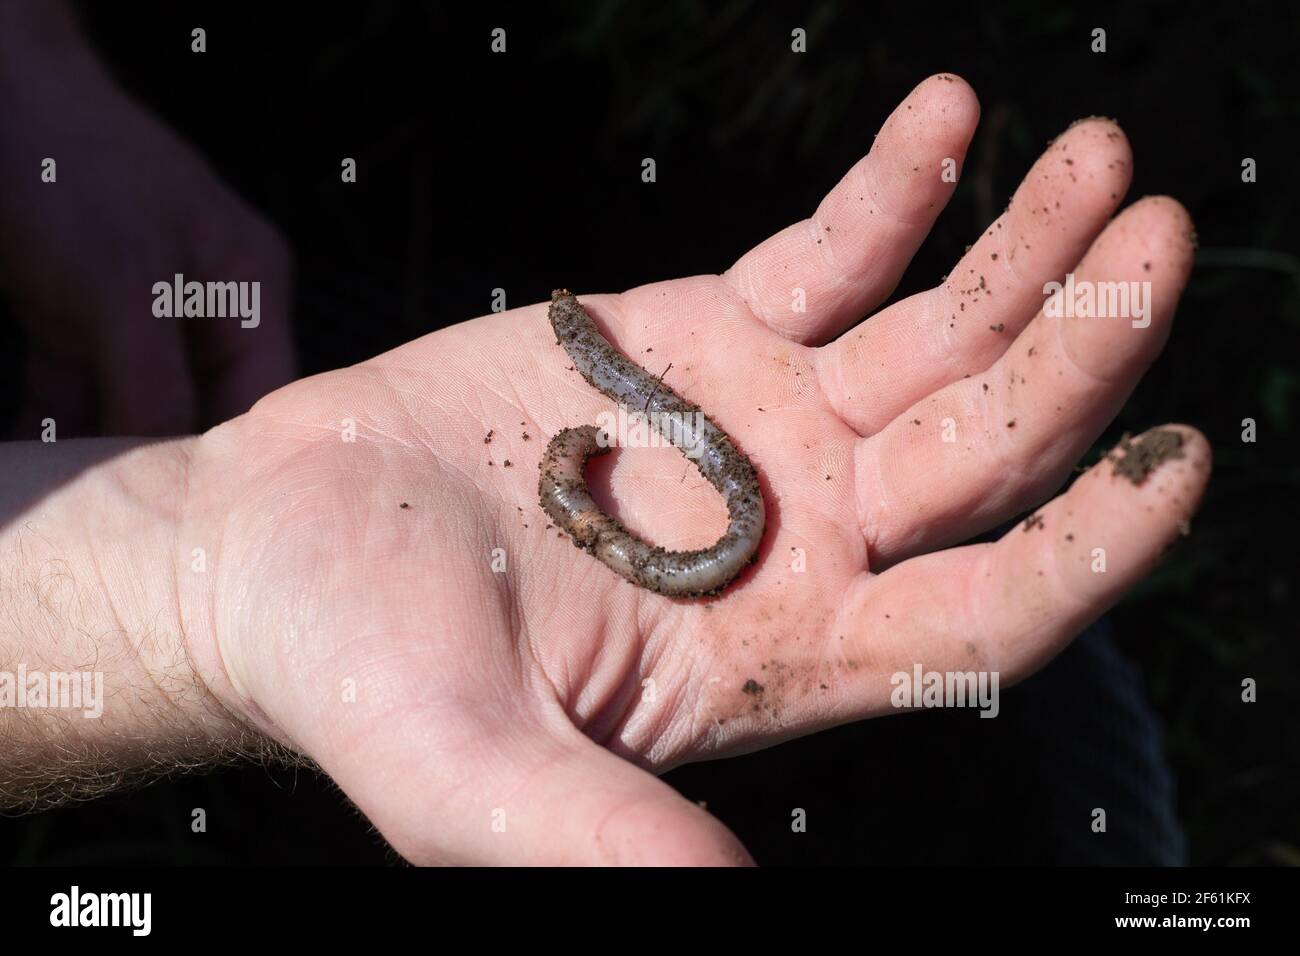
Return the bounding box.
[1,0,1296,864]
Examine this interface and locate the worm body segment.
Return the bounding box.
[539,290,765,597]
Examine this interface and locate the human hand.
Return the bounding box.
[0,3,294,437]
[178,75,1209,864]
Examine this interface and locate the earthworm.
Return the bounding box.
[538,289,765,597]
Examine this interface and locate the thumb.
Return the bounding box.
[486,736,753,866]
[332,719,753,866]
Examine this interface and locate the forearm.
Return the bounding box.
[0,437,255,809]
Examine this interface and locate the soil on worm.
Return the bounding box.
[539,289,765,598]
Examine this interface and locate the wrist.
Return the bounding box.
[72,437,250,746]
[95,436,252,742]
[174,421,293,747]
[0,435,260,806]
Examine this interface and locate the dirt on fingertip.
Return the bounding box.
[1109,429,1187,485]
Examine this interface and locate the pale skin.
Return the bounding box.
[0,74,1210,865]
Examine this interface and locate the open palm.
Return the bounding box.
[182,76,1208,865]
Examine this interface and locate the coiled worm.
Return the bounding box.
[538,290,765,597]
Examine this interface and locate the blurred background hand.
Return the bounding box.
[0,0,295,437]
